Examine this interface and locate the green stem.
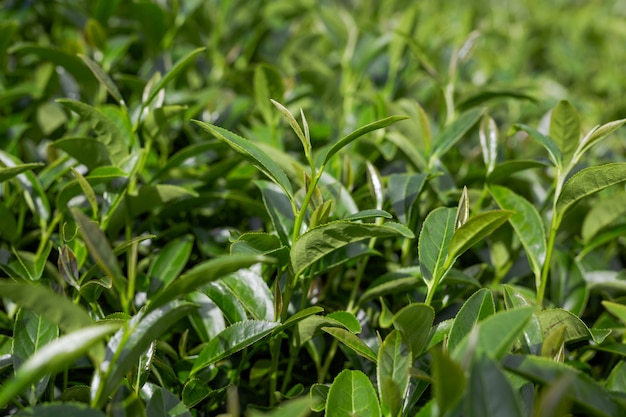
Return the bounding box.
[291,168,324,244]
[269,338,281,406]
[318,338,339,384]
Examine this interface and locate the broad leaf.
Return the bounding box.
[377,330,411,417]
[536,309,594,344]
[0,324,120,409]
[392,303,434,360]
[431,349,466,416]
[581,191,626,243]
[191,320,278,374]
[512,124,562,167]
[448,288,495,352]
[326,369,381,417]
[418,207,456,284]
[466,355,524,417]
[549,100,580,167]
[147,234,194,296]
[291,221,413,278]
[490,185,546,278]
[222,267,274,321]
[556,163,626,219]
[142,384,192,417]
[388,173,427,225]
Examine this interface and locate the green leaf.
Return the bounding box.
[0,324,120,409]
[487,159,549,183]
[72,208,125,293]
[327,311,361,334]
[581,191,626,243]
[490,185,546,278]
[556,163,626,219]
[503,354,623,417]
[512,124,562,167]
[142,384,191,417]
[392,303,434,360]
[451,307,536,362]
[91,301,197,407]
[13,309,59,402]
[191,320,278,375]
[146,254,268,313]
[605,361,626,392]
[431,349,466,416]
[602,301,626,325]
[193,120,294,200]
[222,268,274,321]
[446,210,513,269]
[448,288,495,352]
[15,403,107,416]
[431,107,485,162]
[57,99,128,165]
[310,384,329,413]
[326,369,381,417]
[322,116,408,166]
[576,117,626,160]
[291,221,413,278]
[147,234,194,296]
[377,330,411,417]
[321,327,377,363]
[549,100,580,167]
[256,180,295,246]
[344,209,393,222]
[466,355,524,417]
[418,207,456,284]
[71,168,99,219]
[0,163,44,183]
[144,47,206,106]
[79,54,125,106]
[388,173,427,225]
[0,280,93,333]
[270,99,308,154]
[54,138,112,170]
[247,396,312,417]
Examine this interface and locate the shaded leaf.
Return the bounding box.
[392,303,434,360]
[488,159,549,183]
[147,234,194,296]
[15,403,107,416]
[431,349,466,416]
[377,330,410,417]
[432,107,485,161]
[581,191,626,243]
[79,54,125,105]
[448,288,495,352]
[322,327,377,363]
[388,173,428,225]
[466,355,524,417]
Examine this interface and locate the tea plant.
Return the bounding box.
[3,1,626,417]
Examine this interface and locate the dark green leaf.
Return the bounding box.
[79,54,125,105]
[256,180,295,246]
[418,207,456,284]
[466,355,524,417]
[222,268,274,321]
[448,288,495,352]
[15,403,107,417]
[388,173,427,224]
[322,327,377,363]
[144,47,205,106]
[392,303,434,360]
[378,330,410,417]
[327,311,361,334]
[431,349,466,416]
[147,234,194,296]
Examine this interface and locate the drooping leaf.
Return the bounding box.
[392,303,434,360]
[322,116,408,166]
[448,288,495,352]
[91,301,197,408]
[321,327,377,363]
[377,330,411,417]
[190,320,278,375]
[0,324,120,409]
[193,120,294,200]
[490,185,546,279]
[326,369,381,417]
[549,100,580,167]
[556,163,626,219]
[327,311,361,334]
[431,348,466,416]
[418,207,456,284]
[291,221,413,278]
[512,124,562,167]
[388,173,428,225]
[57,99,128,164]
[466,355,524,417]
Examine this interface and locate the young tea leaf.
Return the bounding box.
[576,117,626,160]
[512,124,562,167]
[431,107,484,163]
[455,186,470,231]
[78,54,125,106]
[448,288,495,352]
[144,47,205,106]
[418,207,456,285]
[388,173,427,225]
[549,100,580,167]
[377,330,411,417]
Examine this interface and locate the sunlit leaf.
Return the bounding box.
[326,369,381,417]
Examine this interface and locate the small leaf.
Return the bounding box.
[326,369,381,417]
[190,320,278,374]
[79,54,125,106]
[343,209,392,222]
[512,124,562,167]
[144,47,205,106]
[418,207,456,284]
[322,116,409,166]
[193,120,294,200]
[147,234,194,296]
[388,173,428,225]
[327,311,361,334]
[71,168,98,218]
[448,288,495,352]
[321,327,377,363]
[549,100,580,167]
[577,117,626,160]
[392,303,434,360]
[270,99,308,155]
[455,186,469,231]
[0,324,120,409]
[490,185,546,279]
[377,330,411,417]
[291,221,413,278]
[0,163,44,183]
[431,107,485,161]
[556,163,626,219]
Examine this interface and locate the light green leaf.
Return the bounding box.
[451,307,536,362]
[549,100,580,167]
[377,330,410,417]
[392,303,434,360]
[326,369,381,417]
[190,320,278,375]
[431,107,485,162]
[445,210,513,269]
[322,116,409,166]
[503,354,623,416]
[556,163,626,219]
[71,168,98,219]
[581,191,626,243]
[146,254,269,313]
[512,124,562,167]
[0,280,93,333]
[15,403,106,417]
[490,185,546,278]
[431,349,466,416]
[256,180,295,246]
[448,288,495,352]
[466,355,524,417]
[270,99,308,153]
[455,186,470,231]
[79,54,125,106]
[418,207,456,284]
[54,138,112,170]
[291,221,413,278]
[602,301,626,325]
[479,115,498,174]
[0,163,44,183]
[322,327,377,363]
[0,324,120,409]
[388,173,427,225]
[222,268,274,321]
[91,301,197,407]
[605,361,626,392]
[147,234,194,296]
[72,208,125,293]
[577,117,626,160]
[193,120,294,200]
[57,99,128,164]
[144,47,206,106]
